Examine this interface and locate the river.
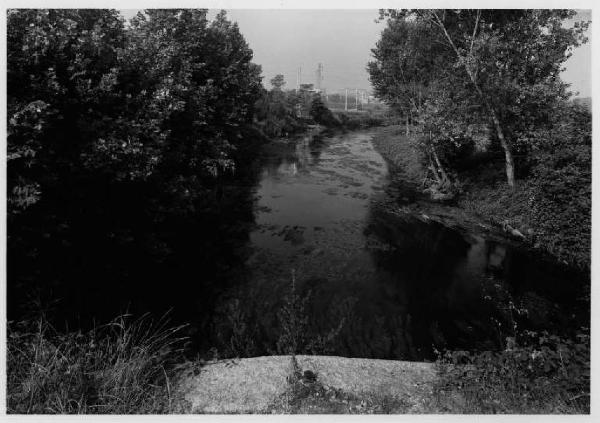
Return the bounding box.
[8,129,589,361]
[227,129,588,360]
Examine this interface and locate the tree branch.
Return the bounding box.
[429,10,461,58]
[469,9,481,55]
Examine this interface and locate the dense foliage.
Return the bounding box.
[8,9,262,215]
[528,103,591,267]
[433,330,590,413]
[7,9,272,349]
[370,9,588,187]
[253,74,340,138]
[253,75,306,138]
[369,9,591,267]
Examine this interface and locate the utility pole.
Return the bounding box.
[345,89,348,111]
[355,89,359,111]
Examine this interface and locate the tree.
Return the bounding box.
[270,74,286,90]
[309,95,338,127]
[368,19,451,134]
[7,9,128,212]
[7,8,264,215]
[122,9,262,178]
[375,9,589,187]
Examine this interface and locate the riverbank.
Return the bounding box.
[8,311,589,414]
[371,125,587,267]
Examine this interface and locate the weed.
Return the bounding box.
[429,330,590,414]
[7,313,188,414]
[276,270,310,355]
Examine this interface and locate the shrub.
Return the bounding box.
[431,330,590,413]
[527,103,591,268]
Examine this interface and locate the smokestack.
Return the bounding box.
[315,63,323,91]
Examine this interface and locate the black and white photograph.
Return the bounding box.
[1,0,596,416]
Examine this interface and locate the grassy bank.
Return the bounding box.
[370,125,590,414]
[371,126,532,230]
[371,125,425,185]
[371,125,589,268]
[7,314,188,414]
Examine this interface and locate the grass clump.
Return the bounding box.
[7,313,188,414]
[429,331,590,414]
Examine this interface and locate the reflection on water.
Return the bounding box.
[8,130,588,361]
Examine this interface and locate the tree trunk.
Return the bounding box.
[429,163,442,184]
[430,12,516,188]
[431,145,449,184]
[465,70,515,188]
[428,154,442,184]
[405,114,409,135]
[488,108,515,188]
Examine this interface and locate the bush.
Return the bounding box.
[431,330,590,413]
[527,103,591,268]
[7,314,187,414]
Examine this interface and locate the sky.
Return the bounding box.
[120,9,592,98]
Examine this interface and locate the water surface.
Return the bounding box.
[233,130,588,359]
[8,129,588,360]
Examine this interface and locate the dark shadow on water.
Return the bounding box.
[359,201,589,359]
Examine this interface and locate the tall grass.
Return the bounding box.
[7,313,188,414]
